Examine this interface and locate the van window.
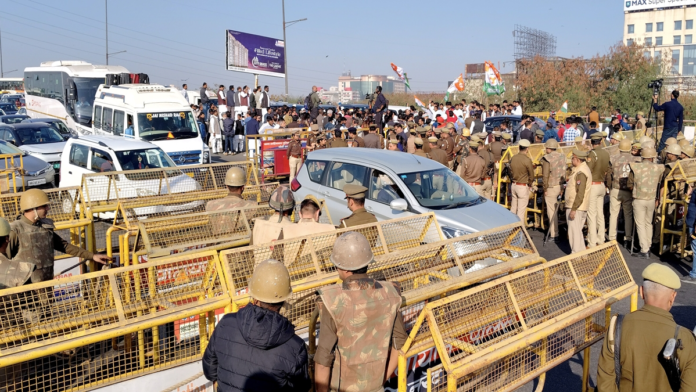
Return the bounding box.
[113,110,125,136]
[90,148,114,172]
[327,162,367,191]
[102,108,113,133]
[305,160,329,184]
[368,170,403,205]
[94,105,102,129]
[69,144,89,168]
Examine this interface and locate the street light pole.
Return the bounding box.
[105,0,109,65]
[282,2,306,98]
[0,28,4,78]
[107,50,127,65]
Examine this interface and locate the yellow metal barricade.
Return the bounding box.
[80,161,258,216]
[399,242,637,392]
[0,251,228,391]
[496,143,547,229]
[525,112,580,123]
[0,153,25,194]
[659,158,696,257]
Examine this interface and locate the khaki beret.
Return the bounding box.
[343,184,368,199]
[478,132,488,139]
[414,138,424,146]
[442,128,451,134]
[446,122,455,129]
[409,128,417,134]
[535,129,545,137]
[434,128,442,134]
[310,124,319,131]
[469,140,480,148]
[502,133,512,140]
[519,139,531,147]
[642,263,681,290]
[416,126,426,134]
[492,131,502,137]
[407,122,416,128]
[470,135,481,142]
[573,149,589,158]
[424,124,432,130]
[427,136,438,143]
[591,133,604,140]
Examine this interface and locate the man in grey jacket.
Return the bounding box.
[200,82,210,119]
[226,85,236,112]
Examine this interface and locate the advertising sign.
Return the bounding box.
[226,30,285,78]
[624,0,696,12]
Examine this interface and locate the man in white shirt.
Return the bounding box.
[218,85,227,114]
[259,117,279,138]
[512,100,523,116]
[181,84,189,102]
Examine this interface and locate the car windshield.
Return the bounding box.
[399,168,481,208]
[73,77,102,126]
[46,120,70,135]
[0,104,16,112]
[114,148,177,171]
[0,140,24,155]
[1,116,28,124]
[137,111,199,141]
[16,126,64,144]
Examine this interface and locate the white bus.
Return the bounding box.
[23,61,128,134]
[0,78,24,93]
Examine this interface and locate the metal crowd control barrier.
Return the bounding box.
[220,213,444,329]
[0,251,229,392]
[0,153,25,194]
[399,242,637,392]
[525,112,580,123]
[659,158,696,257]
[79,161,258,216]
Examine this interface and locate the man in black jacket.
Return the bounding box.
[203,259,310,392]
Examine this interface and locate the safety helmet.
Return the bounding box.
[461,128,470,137]
[678,139,690,149]
[329,231,374,271]
[0,217,10,236]
[19,189,49,212]
[665,143,682,156]
[639,136,652,145]
[618,138,632,152]
[665,137,677,146]
[641,147,657,159]
[224,167,247,187]
[268,185,295,213]
[682,145,695,158]
[544,139,559,149]
[248,259,292,303]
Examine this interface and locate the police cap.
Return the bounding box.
[535,129,545,137]
[427,136,438,143]
[502,133,512,140]
[343,184,368,199]
[414,138,424,146]
[642,263,681,290]
[469,141,480,148]
[573,149,589,159]
[590,133,604,141]
[519,139,531,147]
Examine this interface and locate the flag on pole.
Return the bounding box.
[390,63,410,90]
[483,61,505,96]
[445,74,465,101]
[560,101,568,113]
[414,95,426,109]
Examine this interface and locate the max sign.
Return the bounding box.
[624,0,696,11]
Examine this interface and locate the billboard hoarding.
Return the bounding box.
[226,30,286,78]
[624,0,696,12]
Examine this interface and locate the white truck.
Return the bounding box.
[92,83,210,165]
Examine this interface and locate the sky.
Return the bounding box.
[1,0,625,96]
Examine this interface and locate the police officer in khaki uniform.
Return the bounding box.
[598,263,696,391]
[608,138,641,249]
[440,127,455,169]
[339,184,377,228]
[314,232,406,392]
[534,129,544,144]
[628,147,665,258]
[306,124,320,152]
[587,133,611,248]
[478,141,495,200]
[488,131,505,163]
[460,141,486,197]
[427,137,449,167]
[329,129,348,148]
[565,149,592,253]
[348,127,365,148]
[281,196,335,240]
[413,138,427,158]
[406,127,417,154]
[509,139,535,222]
[541,139,565,242]
[6,189,111,283]
[287,131,303,182]
[251,185,295,245]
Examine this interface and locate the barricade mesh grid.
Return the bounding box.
[665,158,696,182]
[0,187,85,224]
[570,244,633,296]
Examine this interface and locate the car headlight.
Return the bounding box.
[441,226,472,239]
[203,151,210,159]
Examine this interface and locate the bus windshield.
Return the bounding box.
[73,77,103,126]
[136,111,199,141]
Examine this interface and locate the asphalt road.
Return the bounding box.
[213,151,696,391]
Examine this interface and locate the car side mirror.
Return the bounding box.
[389,198,408,212]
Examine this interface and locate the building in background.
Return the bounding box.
[624,0,696,76]
[338,72,406,100]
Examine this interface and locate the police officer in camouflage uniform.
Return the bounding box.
[6,189,111,284]
[628,148,665,258]
[541,139,565,242]
[251,185,295,245]
[338,184,377,228]
[0,217,32,289]
[608,138,641,249]
[314,232,406,392]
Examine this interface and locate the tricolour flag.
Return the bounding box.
[560,101,568,113]
[445,74,465,101]
[414,95,426,109]
[483,61,505,96]
[390,63,410,90]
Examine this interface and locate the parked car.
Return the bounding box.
[22,118,72,137]
[0,103,17,115]
[484,115,522,134]
[59,135,203,218]
[16,107,26,115]
[1,95,23,108]
[0,123,66,173]
[0,115,30,125]
[0,140,55,189]
[291,148,518,238]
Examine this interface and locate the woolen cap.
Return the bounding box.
[642,263,681,290]
[343,184,368,199]
[519,139,531,147]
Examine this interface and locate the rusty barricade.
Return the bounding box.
[399,242,637,392]
[659,158,696,257]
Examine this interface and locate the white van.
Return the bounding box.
[92,84,210,165]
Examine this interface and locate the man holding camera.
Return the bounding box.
[653,89,684,153]
[372,86,387,135]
